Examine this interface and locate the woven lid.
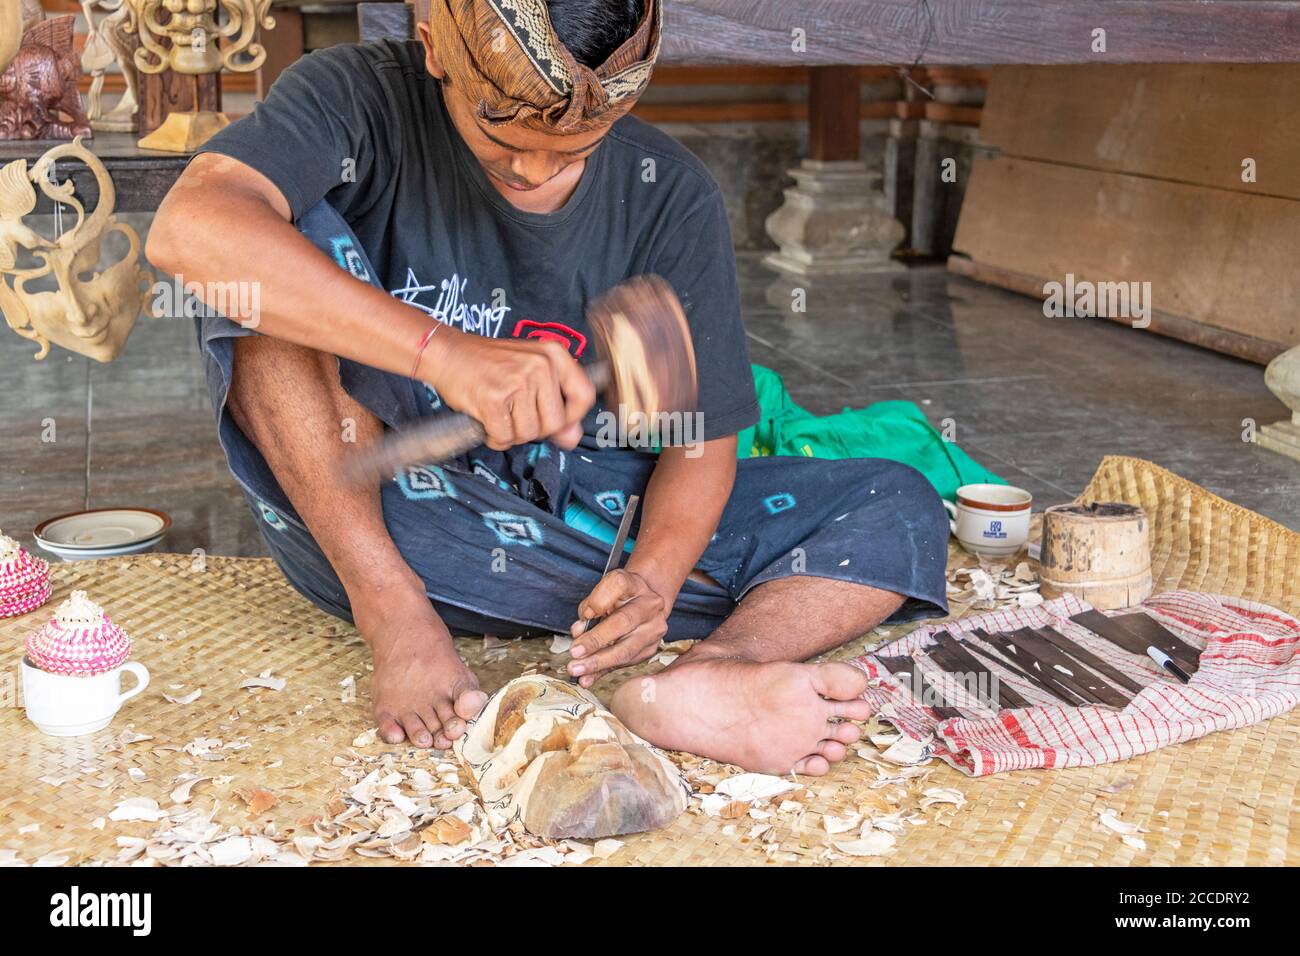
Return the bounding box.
[25,590,132,676]
[0,529,51,617]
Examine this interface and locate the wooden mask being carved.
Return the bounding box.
[454,675,687,840]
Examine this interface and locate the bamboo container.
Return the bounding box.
[1038,502,1153,609]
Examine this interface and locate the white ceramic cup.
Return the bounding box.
[943,483,1033,557]
[21,656,150,737]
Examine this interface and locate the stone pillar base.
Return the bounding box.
[1258,420,1300,459]
[1259,345,1300,461]
[763,159,905,277]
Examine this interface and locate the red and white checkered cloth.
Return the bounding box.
[852,590,1300,776]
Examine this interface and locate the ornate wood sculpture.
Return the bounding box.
[81,0,142,133]
[0,11,94,141]
[0,137,151,361]
[454,675,688,840]
[125,0,275,152]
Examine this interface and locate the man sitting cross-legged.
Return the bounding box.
[147,0,949,776]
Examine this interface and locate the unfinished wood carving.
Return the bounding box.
[0,137,150,361]
[0,13,93,140]
[80,0,142,133]
[454,675,687,840]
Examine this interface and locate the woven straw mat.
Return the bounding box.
[1,455,1295,866]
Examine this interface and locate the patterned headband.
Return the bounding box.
[425,0,662,134]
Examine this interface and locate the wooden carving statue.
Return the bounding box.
[0,138,150,361]
[0,11,93,140]
[454,675,688,839]
[80,0,141,132]
[126,0,276,151]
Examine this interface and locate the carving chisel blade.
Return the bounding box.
[875,655,962,720]
[1010,628,1129,707]
[931,631,1028,710]
[1033,625,1144,696]
[1070,610,1201,673]
[968,630,1081,705]
[975,629,1086,706]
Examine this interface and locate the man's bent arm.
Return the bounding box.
[628,437,736,608]
[149,155,594,449]
[149,155,444,380]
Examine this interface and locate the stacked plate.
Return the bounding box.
[34,508,171,561]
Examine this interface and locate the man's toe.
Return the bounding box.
[817,739,847,761]
[811,661,869,700]
[827,721,862,744]
[454,686,489,722]
[401,711,435,748]
[377,712,406,745]
[792,754,830,776]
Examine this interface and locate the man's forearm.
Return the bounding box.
[149,156,442,382]
[625,437,737,605]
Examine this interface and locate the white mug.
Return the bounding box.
[943,483,1033,558]
[21,656,150,737]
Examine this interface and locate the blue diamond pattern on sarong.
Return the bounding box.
[259,502,287,531]
[328,235,371,282]
[482,510,543,547]
[471,460,511,490]
[594,489,626,516]
[396,465,457,501]
[764,492,796,515]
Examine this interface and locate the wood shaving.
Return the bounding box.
[832,831,896,856]
[163,688,202,705]
[822,812,862,834]
[714,773,797,802]
[946,561,1041,612]
[548,635,572,654]
[1097,808,1147,837]
[240,670,287,692]
[170,775,211,805]
[109,797,168,822]
[237,788,279,816]
[920,787,967,810]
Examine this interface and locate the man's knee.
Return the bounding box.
[859,459,948,530]
[227,336,338,433]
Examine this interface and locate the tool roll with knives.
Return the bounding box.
[854,590,1300,775]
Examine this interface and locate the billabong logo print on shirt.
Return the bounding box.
[512,319,587,357]
[390,268,509,338]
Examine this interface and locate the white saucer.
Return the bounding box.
[34,508,171,560]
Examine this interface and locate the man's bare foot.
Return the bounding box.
[353,586,488,749]
[609,657,871,776]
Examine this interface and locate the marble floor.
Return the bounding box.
[2,254,1297,566]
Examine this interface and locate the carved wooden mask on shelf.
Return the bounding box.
[454,675,688,840]
[0,138,150,362]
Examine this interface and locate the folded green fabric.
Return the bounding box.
[736,364,1003,502]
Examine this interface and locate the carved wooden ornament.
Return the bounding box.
[0,14,93,141]
[454,675,688,840]
[81,0,142,133]
[0,138,150,361]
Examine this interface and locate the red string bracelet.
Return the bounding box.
[410,323,442,379]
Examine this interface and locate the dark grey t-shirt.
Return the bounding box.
[199,40,758,441]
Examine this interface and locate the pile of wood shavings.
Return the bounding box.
[666,720,969,864]
[946,560,1042,613]
[48,729,627,868]
[300,730,623,866]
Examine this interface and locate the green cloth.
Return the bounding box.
[736,365,1004,502]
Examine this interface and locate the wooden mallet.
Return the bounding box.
[340,275,699,484]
